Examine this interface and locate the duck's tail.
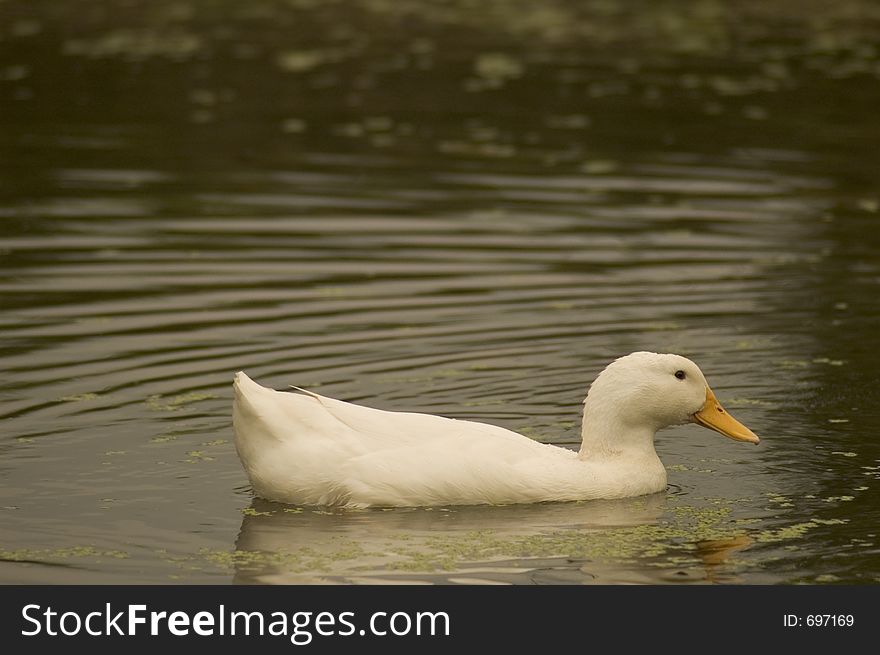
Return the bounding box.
[233,370,294,481]
[233,370,257,416]
[232,371,278,442]
[234,370,311,440]
[235,367,286,414]
[233,370,262,406]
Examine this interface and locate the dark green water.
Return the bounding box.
[1,0,879,583]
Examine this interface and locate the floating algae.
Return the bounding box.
[146,392,218,411]
[0,546,129,563]
[753,518,847,544]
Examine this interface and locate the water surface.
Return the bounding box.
[1,0,879,584]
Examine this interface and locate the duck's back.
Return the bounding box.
[232,372,586,507]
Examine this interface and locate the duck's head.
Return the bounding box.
[583,351,759,448]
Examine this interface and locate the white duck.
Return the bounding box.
[232,351,759,508]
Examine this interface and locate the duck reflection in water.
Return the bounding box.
[230,494,753,584]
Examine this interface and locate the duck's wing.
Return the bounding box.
[233,371,578,506]
[234,370,538,453]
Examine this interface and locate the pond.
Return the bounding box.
[1,0,879,584]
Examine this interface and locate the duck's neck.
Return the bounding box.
[577,397,659,461]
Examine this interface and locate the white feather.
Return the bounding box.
[232,352,735,507]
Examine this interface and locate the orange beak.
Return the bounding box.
[692,387,760,445]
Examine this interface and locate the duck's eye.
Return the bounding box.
[674,370,686,380]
